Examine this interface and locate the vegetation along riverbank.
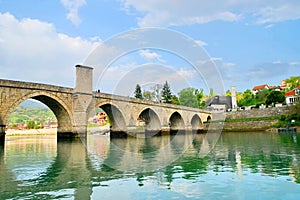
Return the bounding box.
[208,103,300,132]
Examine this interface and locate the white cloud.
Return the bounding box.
[195,40,207,46]
[120,0,300,27]
[0,12,98,87]
[60,0,86,26]
[139,49,164,62]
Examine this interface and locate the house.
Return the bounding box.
[269,85,281,91]
[252,84,269,95]
[285,85,300,105]
[205,86,238,112]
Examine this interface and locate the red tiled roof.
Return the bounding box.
[285,85,300,97]
[269,86,281,89]
[253,84,269,91]
[285,90,295,97]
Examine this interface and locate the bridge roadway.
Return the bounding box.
[0,65,211,140]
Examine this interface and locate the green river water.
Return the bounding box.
[1,131,300,199]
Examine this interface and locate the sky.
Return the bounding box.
[0,0,299,96]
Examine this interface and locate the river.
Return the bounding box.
[1,131,300,199]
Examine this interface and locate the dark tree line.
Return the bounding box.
[134,82,206,109]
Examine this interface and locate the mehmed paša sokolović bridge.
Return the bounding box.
[0,65,212,141]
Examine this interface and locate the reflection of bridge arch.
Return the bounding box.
[191,114,202,130]
[169,112,185,131]
[3,91,74,136]
[96,103,127,132]
[138,108,161,132]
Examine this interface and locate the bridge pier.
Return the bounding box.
[0,125,5,145]
[72,65,94,139]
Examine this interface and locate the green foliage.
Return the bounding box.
[225,90,231,96]
[211,116,280,123]
[134,84,143,99]
[255,88,270,102]
[161,81,172,103]
[274,103,300,127]
[178,88,198,108]
[142,90,153,101]
[288,102,300,121]
[199,101,206,109]
[195,89,204,108]
[238,89,255,107]
[171,95,180,105]
[285,76,300,90]
[8,106,56,125]
[265,91,285,105]
[26,121,35,129]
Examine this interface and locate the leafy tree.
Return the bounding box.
[199,101,206,109]
[225,90,231,97]
[26,120,35,129]
[265,91,285,105]
[151,84,162,102]
[143,90,153,101]
[178,88,198,108]
[238,89,255,106]
[285,76,300,90]
[134,84,143,99]
[171,95,180,105]
[195,89,204,108]
[161,81,172,103]
[255,88,270,102]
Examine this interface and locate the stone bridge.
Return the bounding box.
[0,65,211,140]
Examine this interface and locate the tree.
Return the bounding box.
[151,84,162,102]
[285,76,300,90]
[134,84,143,99]
[225,90,231,97]
[26,120,35,129]
[265,91,285,105]
[161,81,172,103]
[178,88,198,108]
[195,89,204,108]
[238,89,255,106]
[255,88,270,102]
[143,90,153,101]
[171,95,180,105]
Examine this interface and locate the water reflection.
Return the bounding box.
[1,132,300,199]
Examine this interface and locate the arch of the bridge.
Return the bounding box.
[95,103,127,132]
[137,108,161,132]
[169,111,185,131]
[191,114,202,130]
[3,91,74,135]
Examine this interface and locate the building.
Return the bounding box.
[285,85,300,105]
[205,86,238,112]
[252,84,269,95]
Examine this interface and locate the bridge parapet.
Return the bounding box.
[0,79,73,93]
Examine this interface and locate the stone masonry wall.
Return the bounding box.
[225,106,290,119]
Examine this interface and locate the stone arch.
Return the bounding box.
[97,103,127,132]
[169,112,185,131]
[137,108,161,132]
[191,114,202,130]
[4,91,74,135]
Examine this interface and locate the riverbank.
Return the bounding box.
[6,128,57,136]
[208,106,299,132]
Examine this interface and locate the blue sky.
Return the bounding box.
[0,0,299,95]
